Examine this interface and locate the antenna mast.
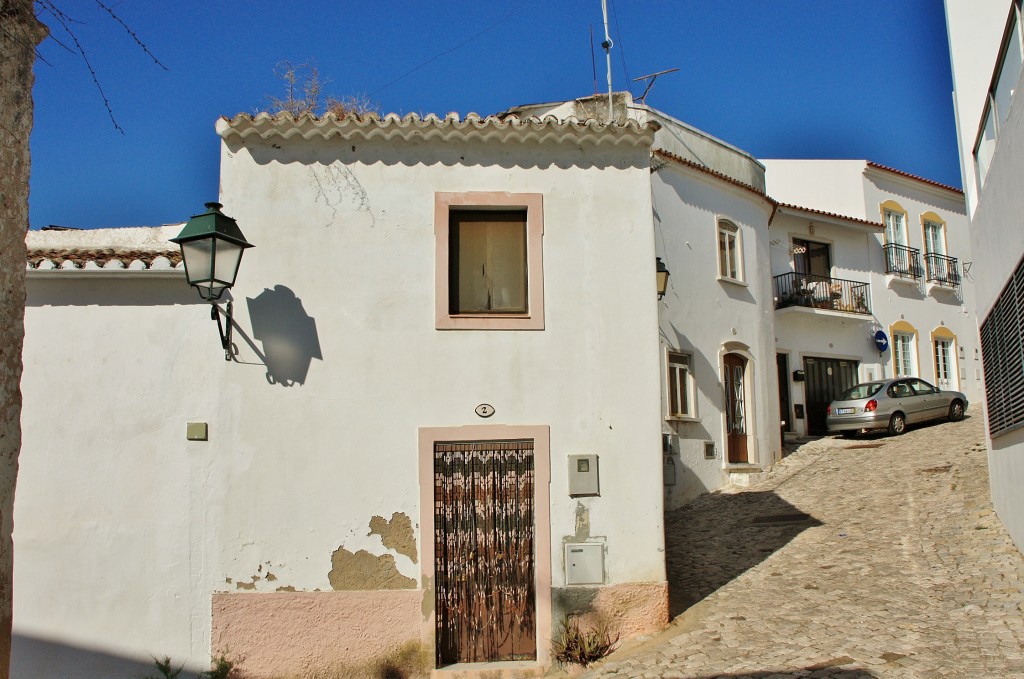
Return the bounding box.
[600,0,614,121]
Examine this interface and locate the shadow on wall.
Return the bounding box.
[664,489,821,617]
[241,285,323,386]
[12,633,205,679]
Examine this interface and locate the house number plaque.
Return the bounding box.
[475,404,495,418]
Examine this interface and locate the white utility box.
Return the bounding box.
[564,542,604,585]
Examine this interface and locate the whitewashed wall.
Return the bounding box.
[652,163,779,508]
[215,132,667,591]
[15,130,668,678]
[947,0,1024,552]
[769,212,883,437]
[861,170,982,404]
[18,266,222,678]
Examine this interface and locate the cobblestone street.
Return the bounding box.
[575,414,1024,678]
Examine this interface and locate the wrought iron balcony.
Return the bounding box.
[883,243,924,279]
[773,272,871,315]
[924,252,962,287]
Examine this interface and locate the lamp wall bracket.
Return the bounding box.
[212,301,233,361]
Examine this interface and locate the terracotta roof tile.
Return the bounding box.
[774,203,884,230]
[27,248,182,271]
[218,110,660,144]
[653,148,769,200]
[866,162,963,195]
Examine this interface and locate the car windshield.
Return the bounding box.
[837,382,885,400]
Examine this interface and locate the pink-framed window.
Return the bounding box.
[434,192,545,330]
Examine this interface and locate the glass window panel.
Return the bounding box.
[976,104,998,186]
[213,239,244,286]
[182,239,214,284]
[996,13,1023,128]
[884,210,906,246]
[924,222,944,255]
[449,211,527,314]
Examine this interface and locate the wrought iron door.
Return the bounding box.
[434,440,536,667]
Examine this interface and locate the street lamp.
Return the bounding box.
[656,257,671,300]
[171,202,254,360]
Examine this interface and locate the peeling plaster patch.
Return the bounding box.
[329,547,416,591]
[574,501,591,540]
[276,585,296,592]
[266,572,277,582]
[225,578,233,585]
[236,579,257,591]
[368,513,418,563]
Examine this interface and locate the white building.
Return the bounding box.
[16,112,670,678]
[505,96,783,509]
[764,159,979,438]
[945,0,1024,553]
[15,90,980,678]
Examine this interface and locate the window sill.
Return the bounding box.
[437,313,544,331]
[718,276,748,288]
[667,415,700,423]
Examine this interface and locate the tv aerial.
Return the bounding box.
[633,68,680,104]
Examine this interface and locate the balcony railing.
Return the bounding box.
[883,243,924,279]
[773,272,871,315]
[924,253,962,287]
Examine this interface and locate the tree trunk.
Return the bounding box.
[0,2,46,676]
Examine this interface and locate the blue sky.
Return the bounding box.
[30,1,959,230]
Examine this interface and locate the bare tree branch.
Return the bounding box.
[36,0,124,133]
[93,0,168,70]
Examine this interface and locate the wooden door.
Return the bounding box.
[434,440,536,667]
[724,353,749,463]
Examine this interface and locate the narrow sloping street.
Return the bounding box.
[578,414,1024,678]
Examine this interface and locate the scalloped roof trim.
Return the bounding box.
[27,248,182,271]
[217,110,659,144]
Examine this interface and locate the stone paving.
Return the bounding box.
[575,414,1024,678]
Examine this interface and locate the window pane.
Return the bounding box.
[996,13,1023,128]
[884,210,906,246]
[976,104,998,186]
[450,211,527,314]
[924,222,944,255]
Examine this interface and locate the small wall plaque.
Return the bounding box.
[475,404,495,418]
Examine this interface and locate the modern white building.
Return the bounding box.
[764,159,979,438]
[945,0,1024,553]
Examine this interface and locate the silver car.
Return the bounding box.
[826,378,968,437]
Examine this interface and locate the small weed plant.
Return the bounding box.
[144,654,235,679]
[552,614,619,668]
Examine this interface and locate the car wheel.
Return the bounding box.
[840,430,857,439]
[888,412,906,436]
[949,400,965,422]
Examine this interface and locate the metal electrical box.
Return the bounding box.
[568,454,599,496]
[565,543,604,585]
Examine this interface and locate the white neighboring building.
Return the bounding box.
[16,113,670,678]
[505,95,782,509]
[945,0,1024,553]
[763,159,979,438]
